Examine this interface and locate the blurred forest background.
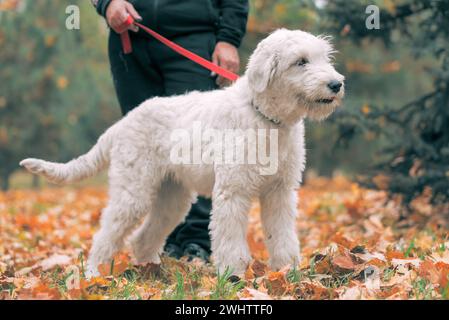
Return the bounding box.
[1,0,448,205]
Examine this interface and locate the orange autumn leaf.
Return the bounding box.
[332,253,356,273]
[343,197,366,218]
[372,174,391,190]
[435,262,449,289]
[314,254,332,274]
[265,271,288,296]
[377,285,402,299]
[56,76,69,90]
[98,254,130,277]
[66,288,82,299]
[238,287,272,300]
[331,232,357,249]
[346,60,374,73]
[17,283,61,300]
[418,260,440,284]
[0,0,20,11]
[385,250,405,261]
[2,176,448,300]
[361,104,371,114]
[366,258,387,268]
[296,281,330,300]
[340,24,351,36]
[80,277,110,290]
[381,60,401,73]
[245,259,268,280]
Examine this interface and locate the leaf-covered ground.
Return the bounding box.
[1,176,448,300]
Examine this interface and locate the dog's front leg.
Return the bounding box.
[260,187,300,270]
[210,189,252,277]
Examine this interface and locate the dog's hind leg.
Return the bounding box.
[130,178,195,265]
[85,175,156,277]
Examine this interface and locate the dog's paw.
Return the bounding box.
[133,251,162,265]
[129,237,163,265]
[215,252,251,278]
[84,265,100,279]
[269,253,301,271]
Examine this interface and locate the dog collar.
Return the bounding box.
[252,101,281,125]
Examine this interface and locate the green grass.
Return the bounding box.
[287,266,304,283]
[412,278,435,300]
[404,239,416,258]
[210,267,245,300]
[171,270,186,300]
[382,268,395,283]
[441,283,449,299]
[111,272,143,300]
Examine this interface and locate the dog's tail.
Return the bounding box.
[20,132,112,185]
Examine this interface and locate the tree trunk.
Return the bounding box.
[32,175,40,189]
[1,174,9,191]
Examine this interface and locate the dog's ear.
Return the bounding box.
[246,43,279,93]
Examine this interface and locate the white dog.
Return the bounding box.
[20,29,345,277]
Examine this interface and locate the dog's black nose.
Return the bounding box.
[327,80,342,93]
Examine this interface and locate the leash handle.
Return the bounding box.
[120,31,132,54]
[118,15,134,54]
[118,16,239,82]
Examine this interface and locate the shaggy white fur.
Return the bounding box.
[20,29,345,277]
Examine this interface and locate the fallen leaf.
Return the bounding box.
[265,271,288,296]
[245,259,268,280]
[332,252,356,273]
[98,253,129,277]
[238,287,272,300]
[40,254,72,271]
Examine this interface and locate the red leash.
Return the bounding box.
[118,16,239,82]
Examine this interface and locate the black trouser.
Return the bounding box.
[108,30,216,253]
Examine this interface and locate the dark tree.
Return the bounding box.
[324,0,449,203]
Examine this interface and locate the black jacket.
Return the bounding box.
[92,0,248,47]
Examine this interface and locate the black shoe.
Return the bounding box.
[183,243,210,262]
[164,243,183,259]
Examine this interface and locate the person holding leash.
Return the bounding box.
[91,0,249,261]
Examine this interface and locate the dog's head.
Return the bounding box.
[246,29,345,123]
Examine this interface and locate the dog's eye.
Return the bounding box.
[296,58,309,67]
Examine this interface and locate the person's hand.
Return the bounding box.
[106,0,142,33]
[212,41,240,87]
